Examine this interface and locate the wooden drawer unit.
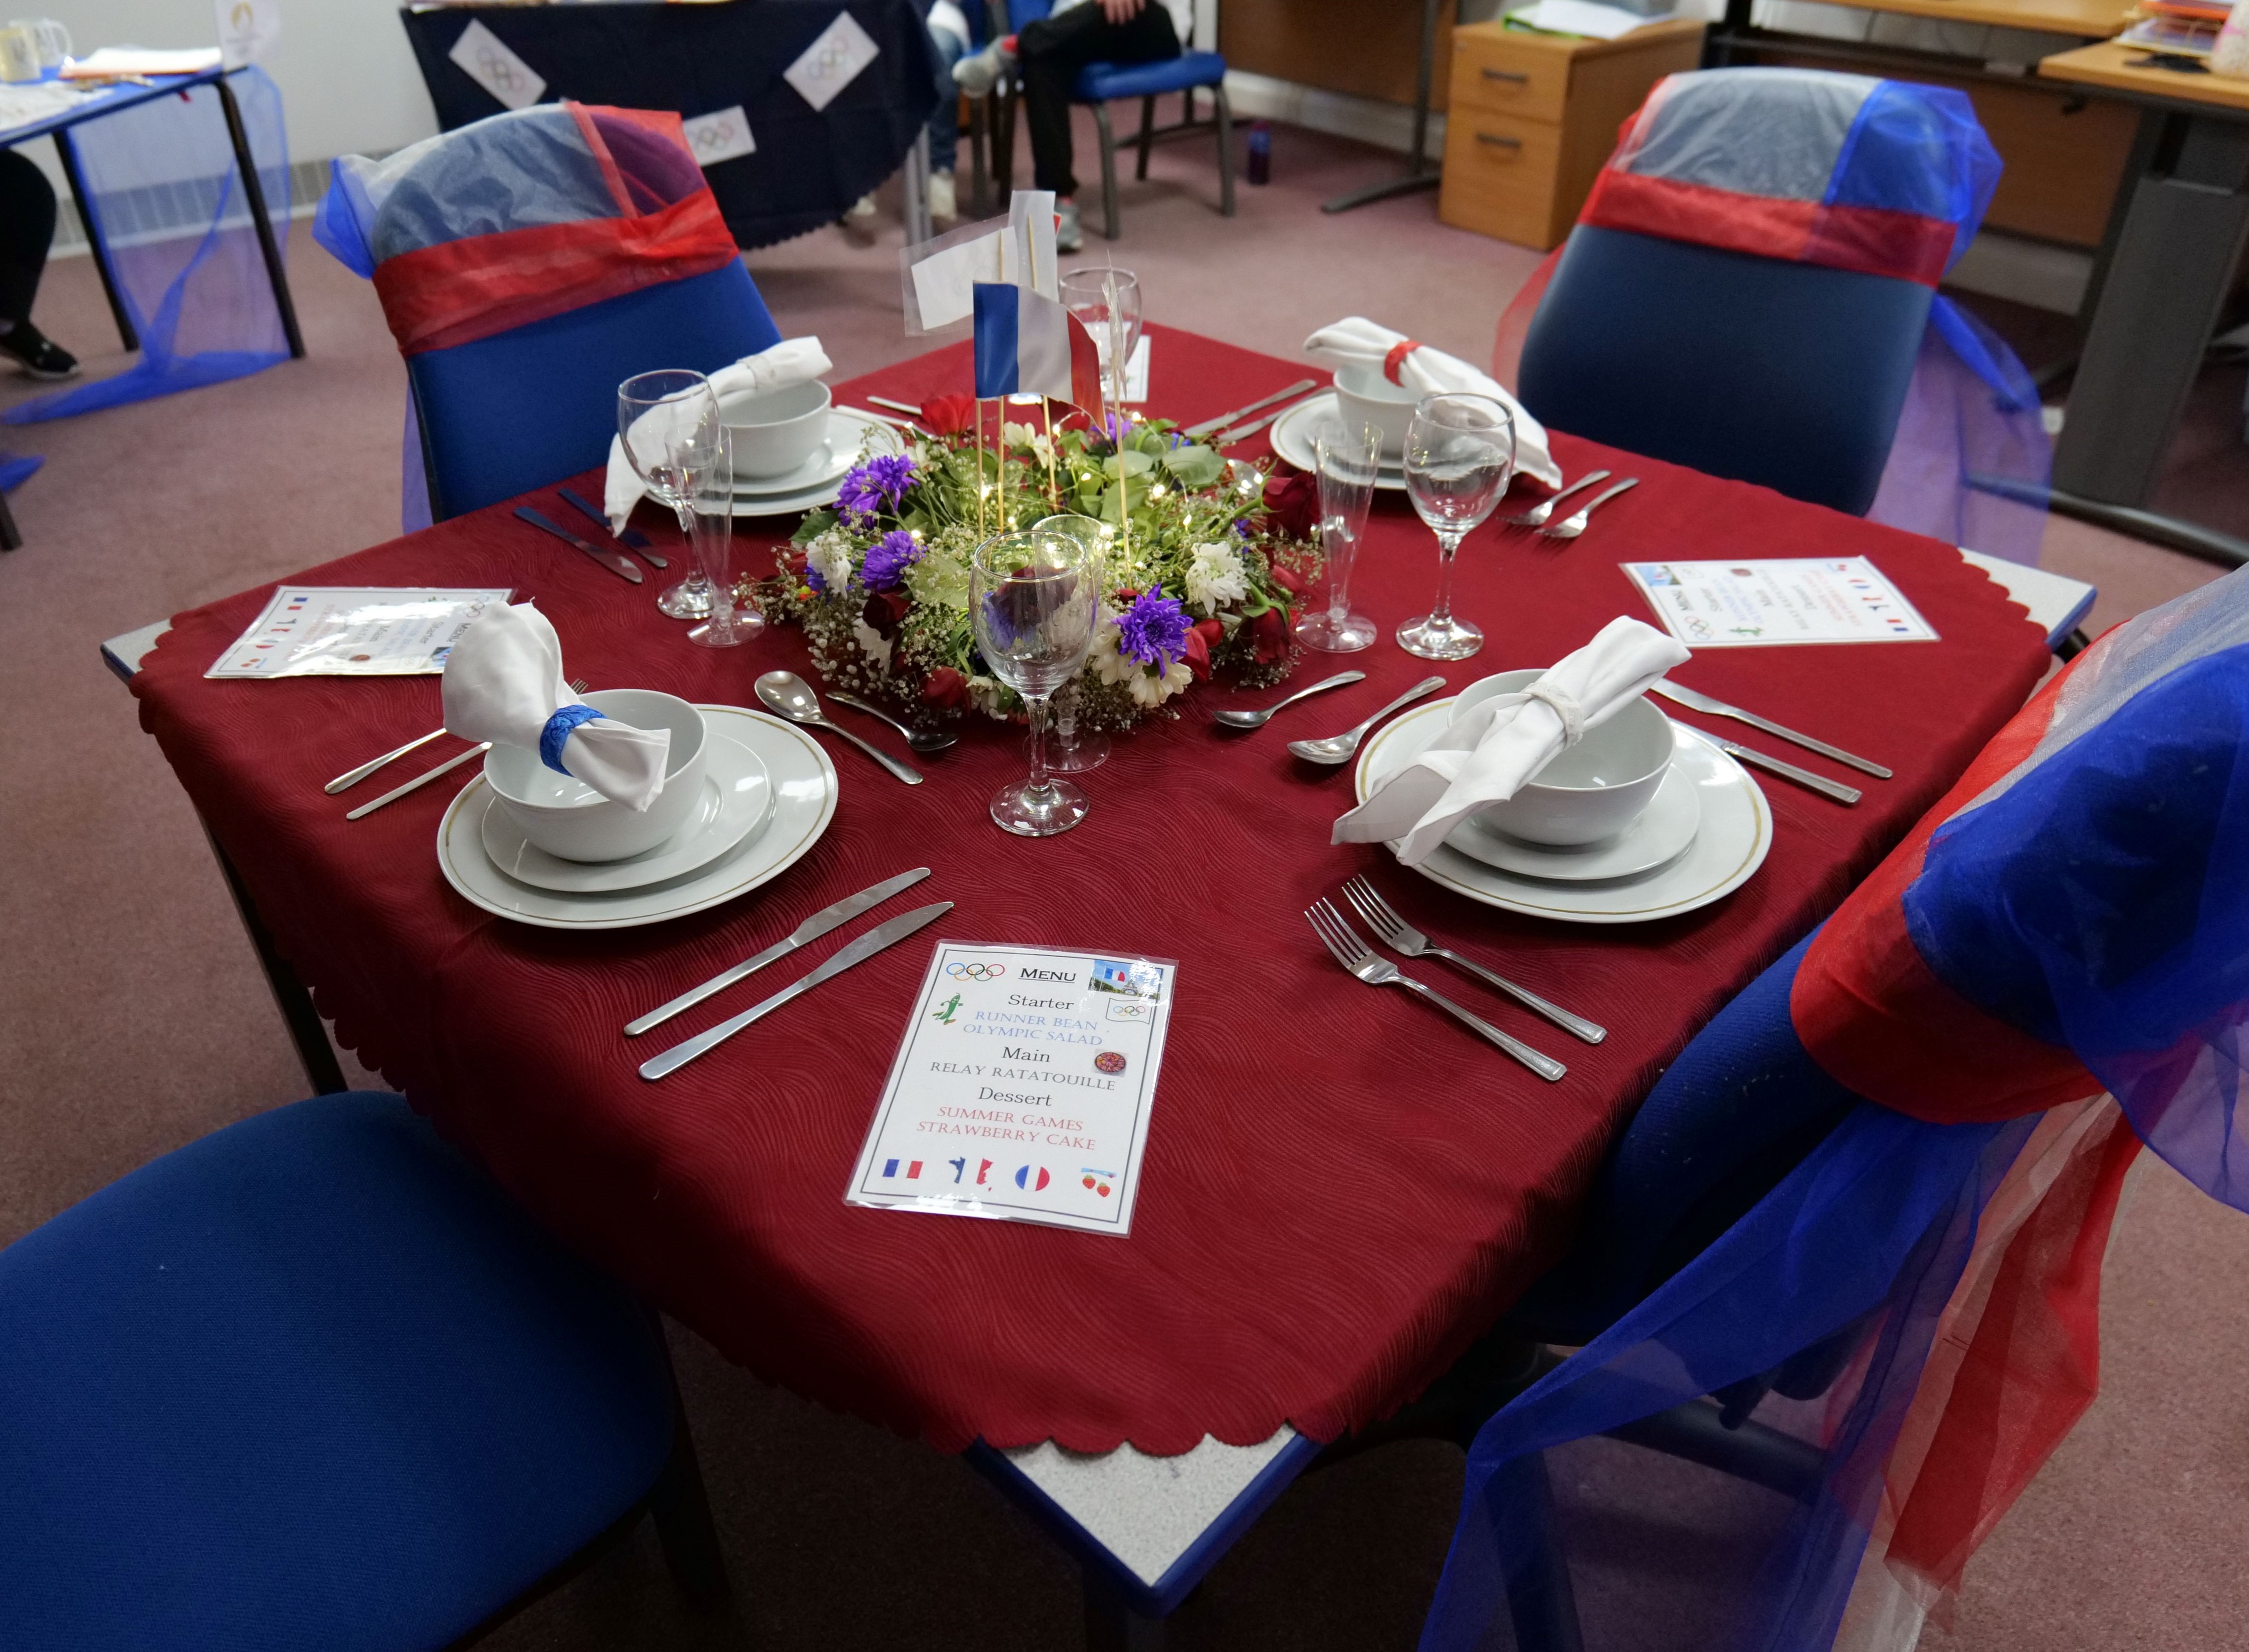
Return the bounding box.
[1439,18,1706,251]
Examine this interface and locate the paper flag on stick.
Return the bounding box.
[973,283,1102,410]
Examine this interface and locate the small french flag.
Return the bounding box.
[972,281,1103,412]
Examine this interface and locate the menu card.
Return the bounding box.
[846,941,1176,1237]
[207,586,511,679]
[1623,557,1938,647]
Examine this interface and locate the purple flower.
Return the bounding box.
[1099,412,1136,447]
[1116,589,1191,670]
[803,564,827,594]
[860,530,923,591]
[835,452,919,519]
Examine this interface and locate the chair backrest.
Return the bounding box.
[1007,0,1052,32]
[1517,68,1996,517]
[409,260,778,520]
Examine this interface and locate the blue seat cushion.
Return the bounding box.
[409,259,780,521]
[0,1091,674,1652]
[1076,49,1227,102]
[1517,225,1932,517]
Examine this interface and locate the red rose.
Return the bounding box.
[921,666,969,709]
[1193,616,1223,649]
[922,393,976,436]
[862,590,911,636]
[1263,470,1319,541]
[1181,624,1212,680]
[1268,563,1305,598]
[1249,606,1289,665]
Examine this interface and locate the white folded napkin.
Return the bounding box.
[605,336,834,531]
[1333,617,1691,866]
[1303,316,1563,489]
[442,602,671,812]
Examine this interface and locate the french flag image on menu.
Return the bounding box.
[972,281,1103,412]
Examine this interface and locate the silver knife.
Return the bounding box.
[1719,740,1862,806]
[345,742,491,820]
[1652,681,1892,779]
[625,868,934,1035]
[1185,378,1318,439]
[558,487,667,569]
[639,901,954,1079]
[514,506,644,585]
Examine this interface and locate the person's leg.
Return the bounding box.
[1016,3,1179,199]
[0,149,75,379]
[926,24,964,177]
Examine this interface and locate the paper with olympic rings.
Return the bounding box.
[846,941,1176,1236]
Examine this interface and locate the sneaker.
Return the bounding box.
[839,193,879,244]
[0,321,77,381]
[952,37,1015,97]
[928,169,957,224]
[1055,198,1083,253]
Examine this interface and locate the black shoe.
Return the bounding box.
[0,322,79,381]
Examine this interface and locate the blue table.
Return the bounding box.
[0,66,304,361]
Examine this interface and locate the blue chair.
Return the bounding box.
[0,1090,732,1650]
[997,0,1234,241]
[409,260,779,521]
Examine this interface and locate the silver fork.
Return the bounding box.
[1501,468,1611,529]
[1305,900,1565,1082]
[1341,876,1607,1044]
[326,675,586,795]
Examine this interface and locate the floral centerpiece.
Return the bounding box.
[741,394,1319,730]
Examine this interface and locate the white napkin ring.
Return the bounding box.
[1524,681,1586,747]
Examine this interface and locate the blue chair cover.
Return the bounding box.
[0,1090,675,1651]
[1076,50,1227,101]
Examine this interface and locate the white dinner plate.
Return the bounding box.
[438,705,837,928]
[478,731,774,894]
[1270,392,1407,491]
[731,409,905,518]
[1355,699,1771,923]
[1452,756,1702,882]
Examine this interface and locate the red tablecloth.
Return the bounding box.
[131,326,2050,1454]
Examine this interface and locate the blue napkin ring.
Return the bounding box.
[539,704,606,775]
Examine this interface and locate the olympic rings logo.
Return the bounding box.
[945,962,1007,981]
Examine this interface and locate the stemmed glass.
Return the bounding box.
[1298,417,1381,652]
[618,369,723,621]
[685,426,762,648]
[1397,392,1515,661]
[1059,268,1142,430]
[970,527,1102,837]
[1030,512,1111,772]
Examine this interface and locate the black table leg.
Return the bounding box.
[50,126,138,354]
[0,486,19,551]
[1322,0,1449,212]
[202,819,348,1095]
[215,72,306,361]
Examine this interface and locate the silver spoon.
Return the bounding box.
[755,672,925,785]
[1287,675,1448,766]
[1501,468,1612,529]
[1212,669,1367,730]
[829,691,960,753]
[1540,477,1640,540]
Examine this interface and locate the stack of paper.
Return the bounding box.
[61,47,223,80]
[1505,0,1676,38]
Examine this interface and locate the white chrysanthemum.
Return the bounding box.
[806,530,855,593]
[967,674,1009,717]
[851,615,890,670]
[1084,611,1190,706]
[1184,541,1249,614]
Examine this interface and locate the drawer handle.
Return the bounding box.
[1476,131,1523,150]
[1480,67,1530,83]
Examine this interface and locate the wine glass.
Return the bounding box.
[970,527,1102,837]
[1059,268,1142,430]
[618,369,723,621]
[1397,393,1515,661]
[1298,417,1381,652]
[686,426,761,648]
[1028,512,1112,772]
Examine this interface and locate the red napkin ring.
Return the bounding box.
[1383,340,1421,385]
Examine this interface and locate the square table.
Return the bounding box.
[112,325,2072,1629]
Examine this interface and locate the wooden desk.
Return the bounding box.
[2040,39,2249,108]
[1838,0,2128,36]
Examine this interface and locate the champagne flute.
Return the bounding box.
[1298,417,1381,652]
[970,527,1102,837]
[1059,268,1142,433]
[686,426,761,648]
[619,369,722,621]
[1029,512,1112,772]
[1397,393,1515,661]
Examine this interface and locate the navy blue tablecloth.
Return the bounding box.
[399,0,937,250]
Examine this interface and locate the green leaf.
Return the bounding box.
[791,510,837,544]
[1101,450,1158,481]
[1159,445,1224,488]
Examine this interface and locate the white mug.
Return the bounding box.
[0,24,40,82]
[6,17,67,68]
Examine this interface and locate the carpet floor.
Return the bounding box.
[1,114,2244,1652]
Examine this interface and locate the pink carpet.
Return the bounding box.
[1,114,2244,1651]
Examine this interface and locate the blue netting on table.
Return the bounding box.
[3,68,290,425]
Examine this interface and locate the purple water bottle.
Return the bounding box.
[1246,120,1272,186]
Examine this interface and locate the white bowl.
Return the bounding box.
[1331,364,1419,459]
[1453,669,1674,847]
[484,689,707,863]
[720,380,832,481]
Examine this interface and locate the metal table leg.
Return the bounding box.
[1322,0,1450,212]
[214,72,306,360]
[202,819,348,1096]
[50,126,137,354]
[0,486,19,552]
[903,126,935,248]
